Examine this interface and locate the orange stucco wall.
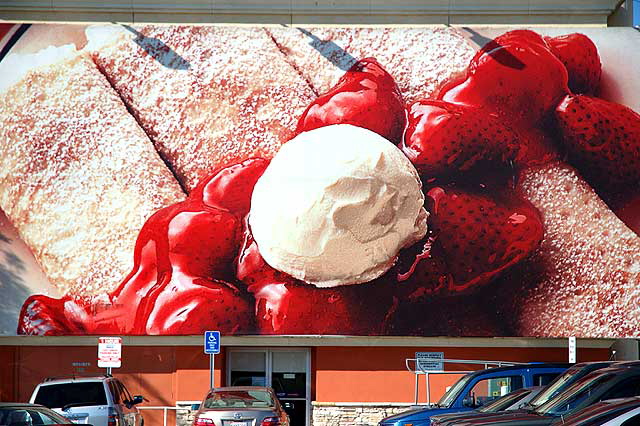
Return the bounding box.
[0,343,609,411]
[313,346,610,403]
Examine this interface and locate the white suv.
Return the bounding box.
[30,376,144,426]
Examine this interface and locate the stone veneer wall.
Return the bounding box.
[312,402,414,426]
[174,401,415,425]
[176,402,201,426]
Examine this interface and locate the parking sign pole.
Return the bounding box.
[210,353,215,389]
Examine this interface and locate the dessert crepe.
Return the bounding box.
[266,27,475,102]
[85,25,317,192]
[0,46,185,297]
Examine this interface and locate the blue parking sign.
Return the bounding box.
[204,330,221,354]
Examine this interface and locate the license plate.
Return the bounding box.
[226,422,247,426]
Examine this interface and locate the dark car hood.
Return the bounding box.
[431,411,512,425]
[449,412,555,425]
[379,407,473,424]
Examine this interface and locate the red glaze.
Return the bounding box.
[402,100,523,178]
[546,33,601,95]
[192,158,270,216]
[236,224,396,334]
[615,195,640,237]
[440,30,569,125]
[555,94,640,192]
[394,238,452,300]
[295,58,406,144]
[425,185,544,293]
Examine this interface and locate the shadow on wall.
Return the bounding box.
[0,233,29,335]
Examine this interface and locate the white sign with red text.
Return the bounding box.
[98,336,122,368]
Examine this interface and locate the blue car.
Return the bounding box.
[378,363,571,426]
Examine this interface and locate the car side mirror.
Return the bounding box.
[462,396,475,408]
[132,395,144,405]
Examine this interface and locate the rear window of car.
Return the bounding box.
[204,390,275,409]
[34,382,108,408]
[533,373,561,386]
[0,407,70,424]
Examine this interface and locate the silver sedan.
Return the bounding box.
[193,386,290,426]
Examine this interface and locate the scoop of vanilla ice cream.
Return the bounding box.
[249,124,428,287]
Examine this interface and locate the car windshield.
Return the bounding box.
[437,375,473,408]
[204,390,275,409]
[34,382,108,409]
[477,388,529,413]
[534,372,617,417]
[526,366,583,408]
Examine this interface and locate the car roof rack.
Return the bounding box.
[43,373,112,382]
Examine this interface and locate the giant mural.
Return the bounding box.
[0,24,638,337]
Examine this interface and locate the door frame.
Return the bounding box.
[226,347,311,426]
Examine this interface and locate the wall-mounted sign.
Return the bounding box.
[416,352,444,372]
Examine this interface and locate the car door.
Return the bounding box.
[461,373,525,408]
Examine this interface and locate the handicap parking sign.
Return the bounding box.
[204,330,221,354]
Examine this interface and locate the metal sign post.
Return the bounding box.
[204,331,221,389]
[569,336,577,363]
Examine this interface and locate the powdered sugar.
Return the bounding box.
[86,25,316,192]
[267,27,475,103]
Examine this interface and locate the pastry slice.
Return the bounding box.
[0,46,185,297]
[85,25,316,192]
[494,162,640,338]
[266,26,475,103]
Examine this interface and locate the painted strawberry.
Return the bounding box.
[236,225,395,334]
[440,30,569,125]
[144,276,255,335]
[426,186,544,293]
[546,33,601,94]
[296,57,406,144]
[110,200,247,333]
[554,94,640,190]
[402,100,523,178]
[192,157,269,217]
[18,295,88,335]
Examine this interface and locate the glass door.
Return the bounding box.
[227,348,310,426]
[228,350,266,387]
[271,350,308,425]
